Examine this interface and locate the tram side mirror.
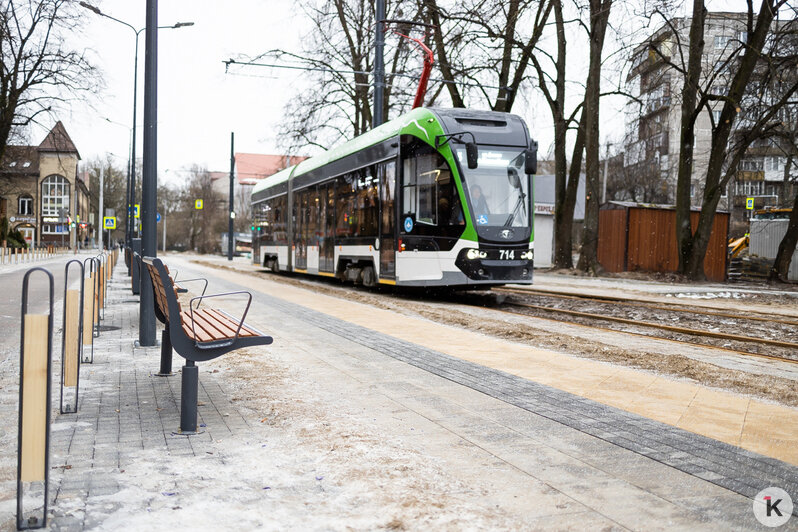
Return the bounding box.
[465,142,479,169]
[525,140,538,175]
[507,167,521,189]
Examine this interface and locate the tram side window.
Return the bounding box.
[336,174,356,238]
[356,167,379,237]
[401,138,463,227]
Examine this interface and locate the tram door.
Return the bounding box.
[294,190,308,270]
[379,160,396,278]
[319,183,335,272]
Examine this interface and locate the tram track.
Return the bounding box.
[493,286,798,326]
[489,290,798,365]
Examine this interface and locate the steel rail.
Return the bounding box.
[502,299,798,354]
[494,287,798,326]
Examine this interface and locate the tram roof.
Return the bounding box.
[251,107,438,198]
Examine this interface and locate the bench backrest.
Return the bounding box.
[141,257,181,325]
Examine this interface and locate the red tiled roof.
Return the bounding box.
[38,121,80,158]
[208,171,228,182]
[234,153,307,185]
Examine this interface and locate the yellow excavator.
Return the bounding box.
[728,234,749,258]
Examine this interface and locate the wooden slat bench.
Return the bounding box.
[141,256,273,433]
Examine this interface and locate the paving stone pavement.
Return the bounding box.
[19,256,798,530]
[45,271,253,531]
[256,288,798,515]
[171,258,798,520]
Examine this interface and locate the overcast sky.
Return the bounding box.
[45,0,306,185]
[37,0,752,187]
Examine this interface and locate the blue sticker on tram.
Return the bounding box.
[403,217,414,232]
[477,214,489,225]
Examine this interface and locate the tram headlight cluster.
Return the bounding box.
[466,248,488,260]
[520,250,533,260]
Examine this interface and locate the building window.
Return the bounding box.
[41,175,70,216]
[18,195,33,215]
[765,156,784,172]
[714,35,731,49]
[42,224,68,235]
[740,158,764,171]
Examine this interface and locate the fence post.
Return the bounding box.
[16,267,54,530]
[60,260,84,414]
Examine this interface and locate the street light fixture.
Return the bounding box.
[79,2,193,269]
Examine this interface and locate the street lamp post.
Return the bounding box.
[79,2,193,273]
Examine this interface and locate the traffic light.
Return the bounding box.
[250,225,255,231]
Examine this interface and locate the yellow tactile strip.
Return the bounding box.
[207,266,798,466]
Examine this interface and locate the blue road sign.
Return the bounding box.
[403,217,413,232]
[156,213,162,223]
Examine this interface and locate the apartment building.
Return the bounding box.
[623,12,797,234]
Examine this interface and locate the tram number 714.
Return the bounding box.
[499,249,516,260]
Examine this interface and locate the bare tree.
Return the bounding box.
[423,0,552,111]
[238,0,420,152]
[0,0,98,164]
[653,0,796,279]
[183,165,224,254]
[86,155,127,242]
[577,0,614,274]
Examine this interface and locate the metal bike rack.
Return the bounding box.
[59,260,85,414]
[17,268,54,530]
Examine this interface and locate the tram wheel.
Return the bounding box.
[362,265,376,287]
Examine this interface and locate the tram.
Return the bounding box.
[251,107,537,288]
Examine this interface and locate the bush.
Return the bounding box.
[1,217,29,249]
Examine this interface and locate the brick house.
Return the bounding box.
[0,121,90,247]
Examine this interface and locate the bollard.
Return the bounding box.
[82,258,97,363]
[17,268,54,530]
[131,238,141,294]
[60,260,84,414]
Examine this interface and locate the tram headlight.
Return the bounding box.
[520,250,534,260]
[466,248,487,260]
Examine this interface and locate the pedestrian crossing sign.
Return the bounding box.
[103,216,117,229]
[134,204,140,218]
[746,197,754,210]
[195,199,203,210]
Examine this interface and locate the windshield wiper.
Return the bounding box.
[504,168,527,227]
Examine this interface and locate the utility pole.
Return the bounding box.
[99,164,104,249]
[139,0,158,346]
[373,0,385,128]
[602,143,611,204]
[162,212,166,253]
[228,132,234,261]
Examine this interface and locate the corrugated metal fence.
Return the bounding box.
[749,219,798,281]
[598,203,729,282]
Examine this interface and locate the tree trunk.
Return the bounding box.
[675,0,706,275]
[680,0,778,279]
[769,192,798,282]
[554,115,585,268]
[577,0,612,275]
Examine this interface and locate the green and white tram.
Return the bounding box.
[251,107,537,288]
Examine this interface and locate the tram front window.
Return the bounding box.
[456,148,530,228]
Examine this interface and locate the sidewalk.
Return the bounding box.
[3,256,797,529]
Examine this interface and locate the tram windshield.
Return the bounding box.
[455,148,530,228]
